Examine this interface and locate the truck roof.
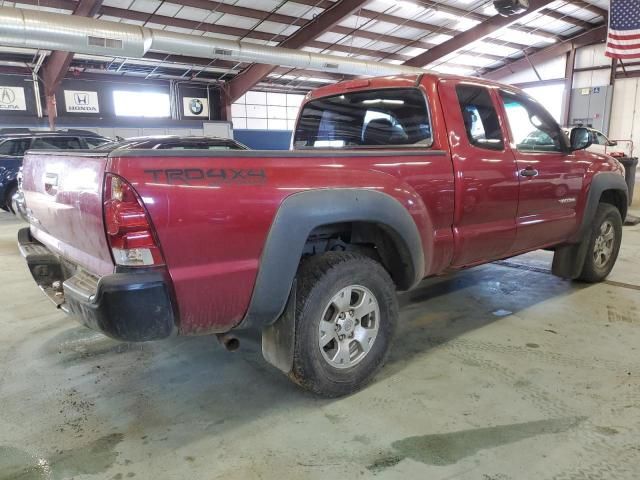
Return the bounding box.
[306,73,520,102]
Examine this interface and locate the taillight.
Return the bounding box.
[103,174,164,267]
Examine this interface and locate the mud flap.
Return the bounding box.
[551,238,590,280]
[261,283,296,374]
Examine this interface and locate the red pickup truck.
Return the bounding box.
[19,74,628,397]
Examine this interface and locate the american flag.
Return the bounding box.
[606,0,640,59]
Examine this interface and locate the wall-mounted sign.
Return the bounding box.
[183,97,209,117]
[0,86,26,111]
[64,90,100,113]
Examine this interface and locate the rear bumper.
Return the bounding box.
[18,227,177,341]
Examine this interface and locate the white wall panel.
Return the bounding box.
[609,78,640,153]
[575,43,611,69]
[573,69,612,89]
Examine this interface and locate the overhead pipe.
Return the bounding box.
[0,7,427,78]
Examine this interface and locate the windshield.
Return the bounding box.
[293,88,432,149]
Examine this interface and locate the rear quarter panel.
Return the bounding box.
[108,147,455,334]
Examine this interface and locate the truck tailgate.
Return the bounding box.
[22,151,114,276]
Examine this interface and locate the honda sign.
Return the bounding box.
[64,90,100,113]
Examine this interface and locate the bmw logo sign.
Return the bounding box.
[189,98,204,115]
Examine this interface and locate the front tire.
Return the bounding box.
[290,252,398,397]
[577,203,622,283]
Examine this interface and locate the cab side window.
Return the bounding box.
[499,91,566,153]
[456,85,504,151]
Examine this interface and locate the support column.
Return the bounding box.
[561,48,576,127]
[219,88,232,124]
[46,94,57,130]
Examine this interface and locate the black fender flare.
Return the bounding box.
[237,188,425,330]
[573,172,628,242]
[553,172,627,279]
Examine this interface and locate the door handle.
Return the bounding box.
[519,167,539,177]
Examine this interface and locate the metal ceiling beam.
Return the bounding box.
[540,9,595,30]
[225,0,370,103]
[482,25,607,80]
[291,0,565,42]
[99,4,507,67]
[403,0,556,68]
[569,0,608,20]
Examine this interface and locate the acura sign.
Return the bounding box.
[64,90,100,113]
[0,86,26,111]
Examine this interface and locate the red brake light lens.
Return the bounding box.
[103,174,164,267]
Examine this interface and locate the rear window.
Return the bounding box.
[293,88,432,149]
[84,137,111,148]
[31,136,84,150]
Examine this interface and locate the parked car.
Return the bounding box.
[0,129,111,213]
[562,127,622,156]
[18,74,627,397]
[91,135,249,151]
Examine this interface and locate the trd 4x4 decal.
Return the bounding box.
[144,168,266,185]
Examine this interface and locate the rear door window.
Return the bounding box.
[294,88,432,148]
[594,132,608,145]
[0,138,31,156]
[456,84,504,150]
[31,136,84,150]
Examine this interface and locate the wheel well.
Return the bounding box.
[3,180,17,205]
[302,222,415,290]
[600,189,627,221]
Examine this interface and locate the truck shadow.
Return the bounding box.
[34,253,592,458]
[382,258,589,379]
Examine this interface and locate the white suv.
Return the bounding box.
[563,127,620,156]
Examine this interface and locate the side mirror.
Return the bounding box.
[608,140,618,147]
[570,127,592,151]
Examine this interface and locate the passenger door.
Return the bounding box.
[498,90,584,252]
[439,81,519,267]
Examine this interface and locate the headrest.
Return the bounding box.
[362,118,395,145]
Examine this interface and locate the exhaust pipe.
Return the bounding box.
[216,333,240,352]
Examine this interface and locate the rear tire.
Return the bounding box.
[290,252,398,397]
[576,203,622,283]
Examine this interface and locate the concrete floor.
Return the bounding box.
[0,208,639,480]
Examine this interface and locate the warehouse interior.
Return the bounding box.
[1,0,639,478]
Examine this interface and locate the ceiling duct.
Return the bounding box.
[0,7,427,77]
